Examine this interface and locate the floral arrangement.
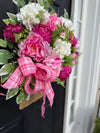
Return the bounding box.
[0,0,80,117]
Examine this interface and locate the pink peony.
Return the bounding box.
[33,24,52,43]
[3,24,23,43]
[18,32,51,62]
[71,52,79,65]
[47,13,62,31]
[69,34,78,47]
[43,52,62,76]
[59,66,72,81]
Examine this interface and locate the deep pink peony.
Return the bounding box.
[18,32,51,62]
[71,52,79,65]
[47,13,62,31]
[3,24,23,43]
[59,66,72,81]
[69,34,78,47]
[33,24,52,43]
[43,52,62,76]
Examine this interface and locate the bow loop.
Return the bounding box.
[18,57,36,76]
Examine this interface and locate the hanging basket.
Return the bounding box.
[19,91,43,110]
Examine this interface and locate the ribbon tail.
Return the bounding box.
[41,91,46,118]
[1,67,24,89]
[45,82,54,107]
[24,75,34,95]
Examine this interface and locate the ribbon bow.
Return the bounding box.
[2,57,58,117]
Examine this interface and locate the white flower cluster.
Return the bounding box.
[53,39,71,59]
[17,3,48,31]
[60,17,74,31]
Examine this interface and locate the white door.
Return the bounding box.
[63,0,100,133]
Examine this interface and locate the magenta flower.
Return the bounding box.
[33,24,52,43]
[47,13,62,31]
[59,66,72,81]
[69,34,78,47]
[71,52,79,65]
[3,24,23,43]
[18,32,51,62]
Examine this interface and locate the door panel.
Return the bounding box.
[0,0,71,133]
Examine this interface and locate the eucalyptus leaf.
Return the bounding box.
[3,19,17,25]
[7,12,17,21]
[0,64,11,76]
[16,90,29,104]
[6,87,19,100]
[12,0,25,7]
[0,39,7,48]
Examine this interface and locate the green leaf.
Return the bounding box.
[1,64,17,83]
[0,64,11,76]
[3,19,17,25]
[28,0,34,1]
[1,73,11,83]
[16,90,29,104]
[64,9,69,19]
[37,0,44,6]
[63,56,74,67]
[12,0,25,7]
[7,12,17,21]
[55,78,65,88]
[7,41,14,49]
[0,39,7,48]
[6,87,19,100]
[0,50,13,65]
[14,33,23,43]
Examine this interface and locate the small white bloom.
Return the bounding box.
[53,39,71,59]
[60,17,74,31]
[17,3,48,30]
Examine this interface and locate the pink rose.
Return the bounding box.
[47,13,62,31]
[71,52,79,65]
[59,66,72,81]
[33,24,52,43]
[18,32,51,62]
[43,52,62,76]
[3,24,23,43]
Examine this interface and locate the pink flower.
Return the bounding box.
[69,34,77,47]
[59,66,72,81]
[47,13,62,31]
[3,24,23,43]
[71,52,79,65]
[43,52,62,76]
[33,24,52,43]
[18,32,51,62]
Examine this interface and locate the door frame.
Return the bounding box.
[63,0,100,133]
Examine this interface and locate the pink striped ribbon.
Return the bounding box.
[1,57,58,117]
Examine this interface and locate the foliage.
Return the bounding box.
[63,56,74,67]
[6,87,19,100]
[55,78,65,88]
[51,23,74,44]
[37,0,55,13]
[12,0,25,7]
[93,118,100,133]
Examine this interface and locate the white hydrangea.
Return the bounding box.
[60,17,74,31]
[17,3,48,31]
[53,39,71,59]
